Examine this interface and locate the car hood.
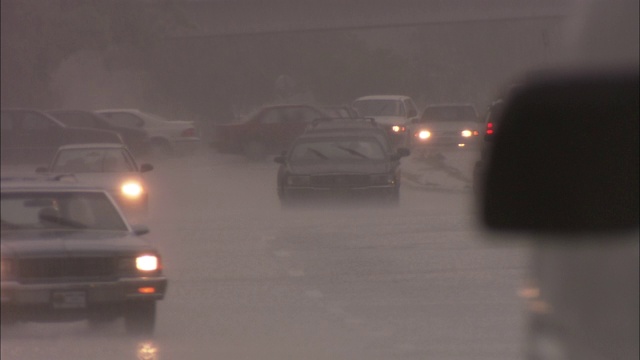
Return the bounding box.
[288,161,392,175]
[0,230,155,257]
[412,120,479,131]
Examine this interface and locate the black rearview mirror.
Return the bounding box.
[480,70,639,234]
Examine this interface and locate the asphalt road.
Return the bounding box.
[1,148,529,360]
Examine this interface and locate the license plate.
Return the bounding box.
[52,291,86,309]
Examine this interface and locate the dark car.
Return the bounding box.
[0,176,167,334]
[274,132,410,206]
[409,103,481,149]
[0,109,123,165]
[211,104,328,160]
[47,110,151,156]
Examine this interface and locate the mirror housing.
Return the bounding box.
[131,224,150,236]
[480,70,639,234]
[140,163,154,173]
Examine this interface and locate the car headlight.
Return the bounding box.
[461,130,473,137]
[136,255,159,272]
[121,181,144,198]
[287,175,311,186]
[416,130,431,140]
[391,125,406,133]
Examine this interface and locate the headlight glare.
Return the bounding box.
[121,181,143,198]
[136,255,158,271]
[417,130,431,139]
[461,130,472,137]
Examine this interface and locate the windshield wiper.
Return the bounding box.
[335,146,369,159]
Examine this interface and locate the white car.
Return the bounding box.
[410,103,482,149]
[36,143,153,219]
[95,109,200,156]
[351,95,419,148]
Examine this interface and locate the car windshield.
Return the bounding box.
[352,100,404,117]
[51,148,135,173]
[421,106,478,122]
[291,138,385,161]
[1,191,128,231]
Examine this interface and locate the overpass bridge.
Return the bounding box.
[171,0,571,38]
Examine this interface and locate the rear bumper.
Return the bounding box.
[282,185,398,201]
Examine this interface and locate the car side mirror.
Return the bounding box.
[140,163,154,173]
[131,224,150,236]
[480,70,639,234]
[35,167,48,174]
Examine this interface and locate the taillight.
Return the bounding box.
[486,122,494,135]
[181,128,197,137]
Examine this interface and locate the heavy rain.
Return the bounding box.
[1,1,638,360]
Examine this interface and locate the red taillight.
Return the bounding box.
[181,128,196,137]
[486,122,494,135]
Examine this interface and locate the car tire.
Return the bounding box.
[243,141,267,161]
[124,301,156,335]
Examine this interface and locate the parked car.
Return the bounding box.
[47,110,151,156]
[274,131,410,206]
[36,143,153,220]
[0,175,167,334]
[409,103,481,149]
[351,95,419,148]
[0,109,123,165]
[211,104,328,160]
[95,109,200,156]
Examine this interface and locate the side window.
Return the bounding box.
[259,109,282,124]
[101,112,143,128]
[404,100,418,118]
[396,101,406,117]
[23,113,54,131]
